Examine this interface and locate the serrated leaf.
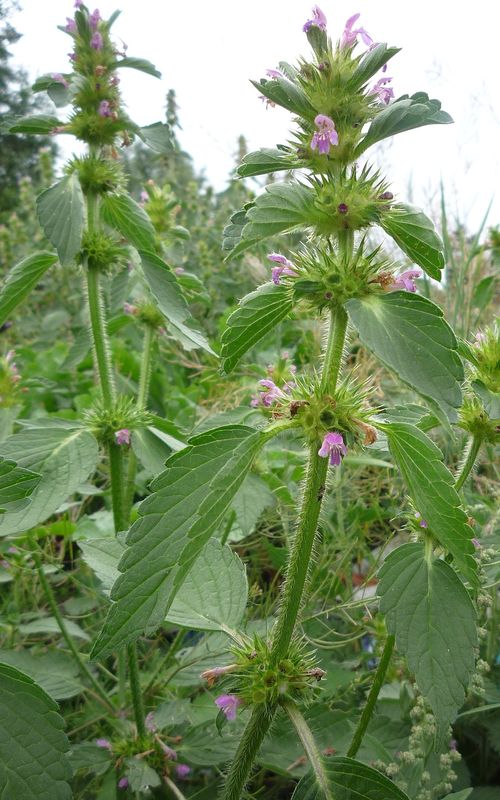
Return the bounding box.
[229,473,275,541]
[91,425,265,658]
[383,423,478,585]
[37,175,85,266]
[0,650,83,701]
[0,663,72,799]
[472,380,500,420]
[346,292,463,420]
[221,282,293,372]
[357,92,453,154]
[0,456,41,513]
[100,193,156,251]
[379,543,477,739]
[380,203,445,279]
[251,76,315,116]
[237,148,300,178]
[112,57,161,78]
[166,538,248,632]
[222,206,254,254]
[18,617,90,642]
[292,756,410,800]
[139,250,215,354]
[241,182,315,246]
[9,114,62,134]
[137,121,172,153]
[348,43,401,90]
[0,423,99,535]
[124,758,161,791]
[79,536,125,595]
[0,251,57,325]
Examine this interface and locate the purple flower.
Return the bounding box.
[415,512,428,528]
[258,95,276,109]
[303,5,327,32]
[341,13,373,49]
[65,17,77,33]
[449,739,458,751]
[390,269,422,293]
[472,537,481,550]
[50,73,69,88]
[7,546,18,554]
[145,711,157,732]
[160,742,177,760]
[268,253,298,284]
[90,9,101,29]
[318,432,348,467]
[74,0,83,7]
[311,114,339,155]
[140,190,149,203]
[123,302,137,315]
[257,379,286,407]
[369,77,394,104]
[96,738,112,750]
[98,100,112,117]
[91,31,103,50]
[266,68,283,79]
[474,330,486,346]
[215,694,241,721]
[115,429,131,446]
[118,777,129,789]
[176,764,191,779]
[201,664,237,686]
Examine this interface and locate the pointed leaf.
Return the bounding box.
[0,650,82,701]
[292,756,410,800]
[112,57,161,78]
[0,663,72,799]
[357,92,453,154]
[382,423,478,585]
[348,44,401,90]
[0,423,99,535]
[37,175,85,266]
[139,250,215,354]
[380,203,445,279]
[346,292,463,420]
[9,114,62,134]
[251,76,315,116]
[379,543,477,738]
[0,457,41,513]
[166,538,248,632]
[221,282,293,372]
[100,193,156,251]
[237,148,300,178]
[137,122,172,153]
[0,251,57,326]
[91,425,265,658]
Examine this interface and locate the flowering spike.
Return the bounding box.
[390,269,422,292]
[303,5,327,33]
[114,428,131,445]
[369,77,394,104]
[215,694,241,721]
[268,252,298,284]
[340,13,373,49]
[98,100,112,117]
[90,31,103,50]
[318,432,348,467]
[311,115,339,154]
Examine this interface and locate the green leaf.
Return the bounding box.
[79,536,125,595]
[240,182,315,247]
[442,791,473,800]
[166,538,248,633]
[100,193,156,251]
[9,114,62,134]
[379,543,477,738]
[222,207,254,254]
[0,650,83,701]
[124,758,161,791]
[472,275,496,311]
[348,44,401,90]
[346,292,463,420]
[380,203,445,279]
[472,380,500,420]
[37,175,85,266]
[292,756,410,800]
[221,282,293,372]
[130,427,175,475]
[0,663,72,799]
[112,57,161,78]
[357,92,453,154]
[18,617,90,642]
[383,423,478,585]
[0,423,99,535]
[137,122,172,153]
[251,76,315,117]
[91,425,265,658]
[0,457,40,513]
[139,250,215,354]
[0,251,58,326]
[229,473,275,542]
[237,148,300,178]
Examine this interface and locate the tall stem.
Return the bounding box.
[222,705,277,800]
[285,701,333,799]
[128,642,146,738]
[455,434,482,492]
[347,634,395,757]
[125,324,155,511]
[29,537,113,711]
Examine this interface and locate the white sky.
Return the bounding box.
[10,1,500,232]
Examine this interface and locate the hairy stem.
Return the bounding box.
[125,324,155,511]
[222,705,277,800]
[29,537,113,711]
[320,306,348,395]
[347,633,395,758]
[128,641,146,738]
[285,701,333,799]
[455,434,482,492]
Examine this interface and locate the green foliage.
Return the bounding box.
[112,56,161,78]
[346,292,463,420]
[0,251,57,326]
[379,543,477,739]
[292,756,410,799]
[36,175,85,266]
[382,423,478,585]
[0,456,40,513]
[0,663,72,799]
[100,193,157,252]
[380,203,446,279]
[221,282,294,372]
[92,425,265,657]
[237,147,301,178]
